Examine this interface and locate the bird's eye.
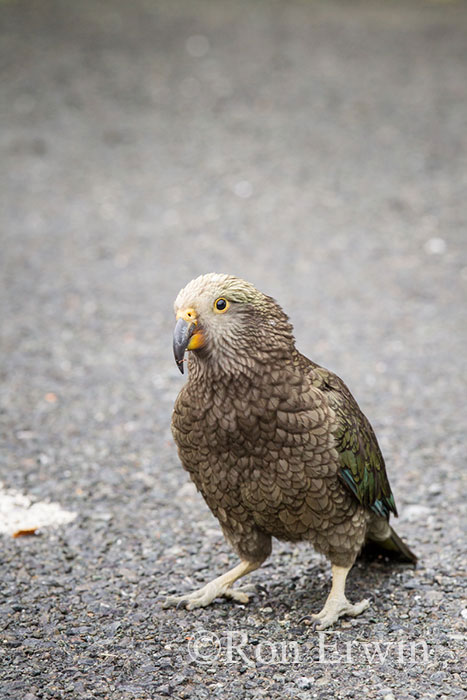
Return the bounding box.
[214,297,229,313]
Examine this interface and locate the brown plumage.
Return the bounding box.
[164,273,416,628]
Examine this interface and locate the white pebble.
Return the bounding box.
[424,237,446,255]
[233,180,253,198]
[403,504,431,522]
[296,677,314,690]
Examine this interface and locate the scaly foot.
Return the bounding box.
[312,596,370,630]
[163,582,256,610]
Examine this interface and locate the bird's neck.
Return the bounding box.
[186,345,299,385]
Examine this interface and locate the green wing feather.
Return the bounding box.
[310,364,397,519]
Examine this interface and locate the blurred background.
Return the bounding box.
[1,0,466,492]
[0,0,466,697]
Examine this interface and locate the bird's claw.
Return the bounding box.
[297,615,314,625]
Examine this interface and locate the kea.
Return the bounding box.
[164,273,416,629]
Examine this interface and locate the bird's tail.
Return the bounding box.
[361,523,417,564]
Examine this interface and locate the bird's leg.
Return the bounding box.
[312,564,370,630]
[162,559,262,610]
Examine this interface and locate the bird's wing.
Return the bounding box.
[307,360,397,519]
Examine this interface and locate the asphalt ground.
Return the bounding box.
[0,0,466,698]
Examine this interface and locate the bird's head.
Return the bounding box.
[173,273,295,375]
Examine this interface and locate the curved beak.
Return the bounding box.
[173,318,196,374]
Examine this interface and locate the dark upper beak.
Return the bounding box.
[173,318,196,374]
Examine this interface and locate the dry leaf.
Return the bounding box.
[13,528,38,538]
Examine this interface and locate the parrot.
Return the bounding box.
[163,273,416,629]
